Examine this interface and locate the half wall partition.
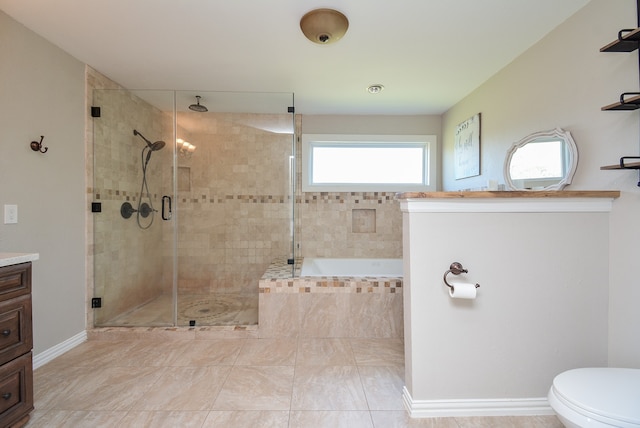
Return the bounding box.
[92,89,295,327]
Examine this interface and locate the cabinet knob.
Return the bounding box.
[2,393,11,400]
[1,330,10,337]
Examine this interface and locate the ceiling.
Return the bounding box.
[0,0,589,115]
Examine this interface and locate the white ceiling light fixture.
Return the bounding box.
[300,8,349,45]
[367,84,385,94]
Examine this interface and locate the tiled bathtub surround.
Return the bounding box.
[258,259,403,338]
[293,116,403,260]
[294,191,402,259]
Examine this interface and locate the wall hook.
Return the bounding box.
[30,136,48,153]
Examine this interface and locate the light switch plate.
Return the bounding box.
[4,205,18,224]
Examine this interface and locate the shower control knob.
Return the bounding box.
[139,203,152,218]
[121,202,135,219]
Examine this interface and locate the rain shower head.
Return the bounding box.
[188,95,208,112]
[133,129,166,151]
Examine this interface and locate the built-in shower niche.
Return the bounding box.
[352,208,376,233]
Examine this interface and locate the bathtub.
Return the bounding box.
[300,257,403,277]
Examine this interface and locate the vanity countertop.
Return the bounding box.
[397,190,621,199]
[0,252,39,268]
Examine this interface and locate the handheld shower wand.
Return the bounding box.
[128,129,166,229]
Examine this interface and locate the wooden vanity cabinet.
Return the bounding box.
[0,263,33,428]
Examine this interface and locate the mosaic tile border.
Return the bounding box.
[259,278,402,294]
[91,188,400,205]
[179,194,289,204]
[92,188,162,202]
[259,258,402,294]
[298,192,398,204]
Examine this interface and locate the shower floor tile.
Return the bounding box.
[178,293,258,326]
[102,293,258,327]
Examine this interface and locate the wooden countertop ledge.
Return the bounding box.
[397,190,620,199]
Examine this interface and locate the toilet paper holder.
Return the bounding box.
[443,262,480,291]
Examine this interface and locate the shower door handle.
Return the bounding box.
[162,196,172,220]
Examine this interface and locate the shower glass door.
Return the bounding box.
[92,89,176,327]
[173,91,295,327]
[92,88,295,327]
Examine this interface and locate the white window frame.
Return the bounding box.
[301,134,437,192]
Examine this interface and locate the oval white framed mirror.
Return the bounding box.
[503,128,578,191]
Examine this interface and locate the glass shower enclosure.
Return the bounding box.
[92,89,295,327]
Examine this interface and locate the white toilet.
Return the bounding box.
[548,368,640,427]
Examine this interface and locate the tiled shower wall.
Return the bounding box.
[88,68,173,325]
[294,115,403,259]
[174,112,294,295]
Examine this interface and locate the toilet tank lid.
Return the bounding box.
[552,368,640,424]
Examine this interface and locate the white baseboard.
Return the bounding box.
[402,386,555,418]
[33,330,87,369]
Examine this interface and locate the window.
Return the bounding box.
[301,134,437,192]
[509,140,565,180]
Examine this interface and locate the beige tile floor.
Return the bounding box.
[26,337,563,428]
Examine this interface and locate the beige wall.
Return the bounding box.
[0,11,86,353]
[442,0,640,367]
[443,0,638,193]
[402,200,611,414]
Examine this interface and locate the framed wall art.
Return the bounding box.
[454,113,481,179]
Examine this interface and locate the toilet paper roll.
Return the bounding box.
[449,281,477,299]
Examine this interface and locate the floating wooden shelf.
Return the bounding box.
[600,3,640,186]
[397,191,621,199]
[600,28,640,52]
[602,93,640,111]
[601,155,640,170]
[600,161,640,170]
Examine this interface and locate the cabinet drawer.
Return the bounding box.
[0,296,32,366]
[0,352,33,426]
[0,264,31,302]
